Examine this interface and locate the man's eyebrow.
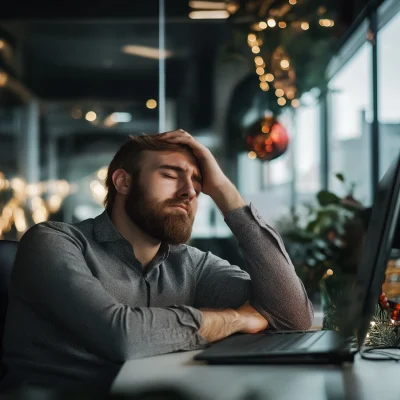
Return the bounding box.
[158,164,203,184]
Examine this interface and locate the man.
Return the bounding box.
[1,130,313,391]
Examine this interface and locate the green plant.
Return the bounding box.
[277,173,366,298]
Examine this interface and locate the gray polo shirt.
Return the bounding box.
[1,204,313,391]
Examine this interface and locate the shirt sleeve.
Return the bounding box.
[195,204,313,330]
[10,224,208,362]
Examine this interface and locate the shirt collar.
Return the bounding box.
[93,210,123,242]
[93,210,170,262]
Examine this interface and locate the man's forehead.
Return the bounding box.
[144,150,201,174]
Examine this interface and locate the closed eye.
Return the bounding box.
[163,174,178,179]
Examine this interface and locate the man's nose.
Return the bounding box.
[177,179,197,199]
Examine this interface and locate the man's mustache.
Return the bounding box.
[164,200,192,214]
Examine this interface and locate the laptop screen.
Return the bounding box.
[345,152,400,346]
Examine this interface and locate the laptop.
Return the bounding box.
[195,152,400,365]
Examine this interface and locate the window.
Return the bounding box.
[328,43,373,205]
[294,92,321,204]
[378,6,400,177]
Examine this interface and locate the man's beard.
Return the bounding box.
[125,179,195,244]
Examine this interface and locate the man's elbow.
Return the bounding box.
[289,301,314,330]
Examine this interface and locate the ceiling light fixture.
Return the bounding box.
[122,45,172,60]
[189,10,230,19]
[189,1,226,9]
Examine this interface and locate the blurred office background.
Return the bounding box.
[0,0,399,299]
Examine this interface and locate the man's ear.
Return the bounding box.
[112,169,131,195]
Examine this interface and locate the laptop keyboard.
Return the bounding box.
[243,331,322,354]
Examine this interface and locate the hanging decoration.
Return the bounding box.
[227,0,338,111]
[245,115,289,161]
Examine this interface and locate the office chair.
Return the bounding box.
[0,240,19,354]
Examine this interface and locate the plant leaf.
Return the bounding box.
[335,173,345,183]
[317,190,341,206]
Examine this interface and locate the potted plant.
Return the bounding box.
[277,174,367,330]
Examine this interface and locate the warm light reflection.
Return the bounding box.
[280,59,290,69]
[189,1,226,9]
[48,195,62,213]
[85,111,97,122]
[301,22,309,30]
[291,99,300,108]
[97,167,108,181]
[256,67,265,75]
[277,97,287,106]
[265,73,274,82]
[189,10,230,19]
[254,56,264,65]
[122,45,172,59]
[259,21,267,30]
[146,99,157,109]
[319,19,335,27]
[286,90,295,100]
[0,71,8,87]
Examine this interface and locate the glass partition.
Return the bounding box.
[378,7,400,178]
[328,43,373,205]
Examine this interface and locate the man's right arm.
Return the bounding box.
[10,224,266,362]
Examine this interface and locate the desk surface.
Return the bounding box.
[112,349,400,400]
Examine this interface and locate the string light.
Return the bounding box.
[258,21,267,30]
[267,18,276,27]
[146,99,157,109]
[259,82,269,91]
[275,88,285,97]
[251,46,261,54]
[286,90,295,100]
[289,0,297,4]
[85,111,97,122]
[291,99,300,108]
[280,59,290,69]
[256,67,265,75]
[248,151,257,160]
[265,73,274,82]
[319,19,335,27]
[248,33,257,42]
[277,97,287,106]
[301,22,309,30]
[278,22,287,28]
[254,56,264,65]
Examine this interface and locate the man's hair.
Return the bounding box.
[104,135,192,211]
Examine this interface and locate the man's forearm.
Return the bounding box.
[198,308,242,342]
[210,180,246,216]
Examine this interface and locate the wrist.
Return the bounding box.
[211,181,246,216]
[229,308,245,333]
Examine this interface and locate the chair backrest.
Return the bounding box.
[0,240,19,348]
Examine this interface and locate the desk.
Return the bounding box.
[112,349,400,400]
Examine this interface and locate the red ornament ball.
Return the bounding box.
[245,116,289,161]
